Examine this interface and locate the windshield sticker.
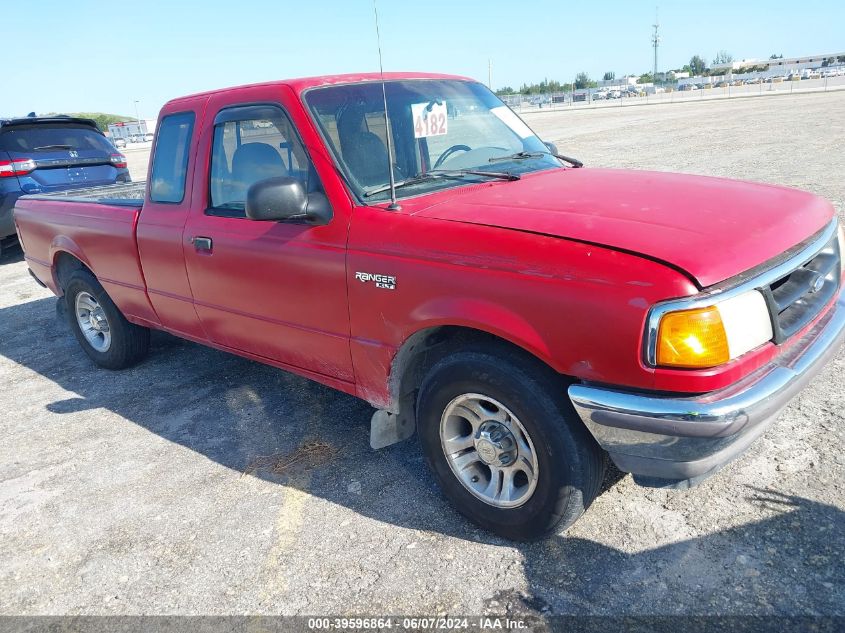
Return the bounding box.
[491,106,534,139]
[411,101,448,139]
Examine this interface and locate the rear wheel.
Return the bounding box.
[417,346,605,541]
[64,269,150,369]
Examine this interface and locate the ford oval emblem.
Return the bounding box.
[810,274,825,294]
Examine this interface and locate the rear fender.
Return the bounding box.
[49,237,92,295]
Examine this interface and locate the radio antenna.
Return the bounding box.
[373,0,400,211]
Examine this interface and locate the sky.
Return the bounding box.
[3,0,844,119]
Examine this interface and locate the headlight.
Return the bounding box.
[653,290,773,369]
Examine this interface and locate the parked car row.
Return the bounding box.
[506,65,845,109]
[679,67,844,90]
[590,86,645,100]
[113,133,154,144]
[603,67,842,94]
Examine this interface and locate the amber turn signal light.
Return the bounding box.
[656,306,731,368]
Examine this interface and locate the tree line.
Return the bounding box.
[497,73,597,95]
[39,112,132,131]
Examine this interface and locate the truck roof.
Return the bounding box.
[164,72,475,107]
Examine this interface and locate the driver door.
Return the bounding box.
[182,95,354,382]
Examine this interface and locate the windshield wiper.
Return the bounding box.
[33,144,75,151]
[363,169,520,198]
[489,150,583,168]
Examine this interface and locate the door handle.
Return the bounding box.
[191,236,213,252]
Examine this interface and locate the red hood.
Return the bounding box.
[410,168,834,288]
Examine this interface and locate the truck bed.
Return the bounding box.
[21,181,146,207]
[14,181,156,325]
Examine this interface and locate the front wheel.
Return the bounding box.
[64,269,150,369]
[417,347,605,540]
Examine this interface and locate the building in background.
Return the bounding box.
[107,119,157,140]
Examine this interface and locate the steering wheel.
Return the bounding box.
[433,144,471,169]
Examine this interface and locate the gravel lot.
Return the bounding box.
[0,92,843,619]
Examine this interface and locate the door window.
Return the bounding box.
[208,106,318,217]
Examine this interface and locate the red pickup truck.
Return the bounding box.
[14,73,845,540]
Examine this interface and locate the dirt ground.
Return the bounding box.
[0,92,843,619]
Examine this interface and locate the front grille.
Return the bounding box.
[763,234,841,343]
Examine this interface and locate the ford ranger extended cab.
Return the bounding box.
[14,73,845,540]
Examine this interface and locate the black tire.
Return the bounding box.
[64,269,150,369]
[417,345,605,541]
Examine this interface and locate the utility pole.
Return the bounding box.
[651,8,660,86]
[488,58,492,89]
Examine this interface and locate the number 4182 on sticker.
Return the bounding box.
[411,101,448,139]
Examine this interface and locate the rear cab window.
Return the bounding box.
[149,112,195,203]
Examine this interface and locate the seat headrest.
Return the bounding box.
[232,143,285,177]
[228,143,287,203]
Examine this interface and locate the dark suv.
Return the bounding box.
[0,116,130,256]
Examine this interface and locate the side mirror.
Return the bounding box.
[544,141,559,155]
[245,177,332,225]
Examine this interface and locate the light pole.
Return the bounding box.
[133,100,141,136]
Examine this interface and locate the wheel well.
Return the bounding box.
[53,252,90,293]
[389,326,565,418]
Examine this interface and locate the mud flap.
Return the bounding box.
[370,409,415,449]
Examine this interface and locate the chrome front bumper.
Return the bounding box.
[568,287,845,488]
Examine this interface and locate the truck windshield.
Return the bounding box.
[305,79,561,202]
